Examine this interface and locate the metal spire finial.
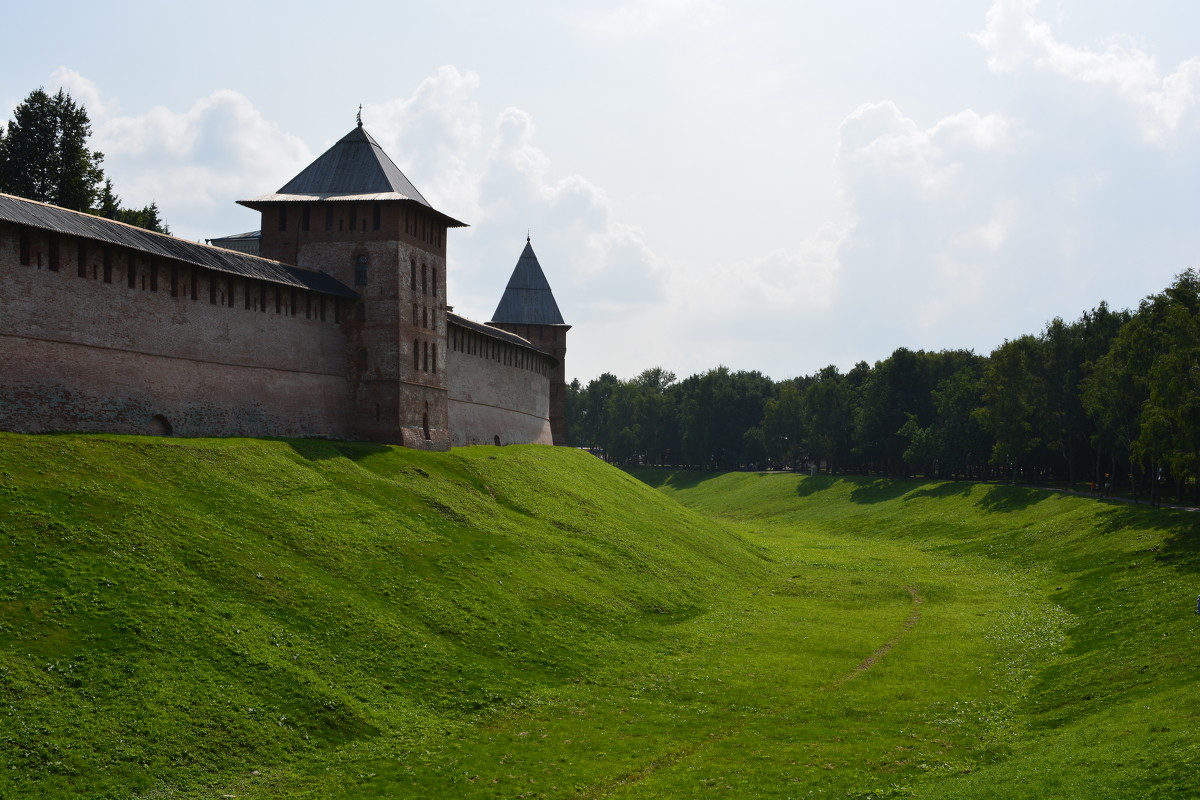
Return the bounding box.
[356,104,363,128]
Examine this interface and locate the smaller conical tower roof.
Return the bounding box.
[491,237,565,325]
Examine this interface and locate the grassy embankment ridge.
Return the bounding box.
[634,469,1200,799]
[1,433,1198,798]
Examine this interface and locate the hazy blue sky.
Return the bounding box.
[4,0,1200,384]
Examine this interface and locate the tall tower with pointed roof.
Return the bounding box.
[239,121,466,448]
[490,237,570,445]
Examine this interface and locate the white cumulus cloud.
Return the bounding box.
[48,66,108,117]
[84,86,311,238]
[975,0,1200,144]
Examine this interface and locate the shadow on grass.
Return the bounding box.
[848,478,914,504]
[627,468,719,491]
[795,474,842,497]
[906,481,976,501]
[278,438,393,462]
[794,475,922,503]
[1092,505,1200,573]
[975,484,1048,513]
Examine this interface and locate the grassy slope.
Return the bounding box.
[637,471,1200,799]
[0,435,765,798]
[3,436,1198,799]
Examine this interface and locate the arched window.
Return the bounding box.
[357,349,368,371]
[355,254,368,285]
[413,339,420,370]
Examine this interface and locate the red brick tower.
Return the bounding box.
[489,237,570,445]
[240,120,466,448]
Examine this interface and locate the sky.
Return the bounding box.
[4,0,1200,385]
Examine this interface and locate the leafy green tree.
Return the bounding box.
[763,380,804,469]
[97,179,170,234]
[740,425,767,467]
[630,368,678,465]
[977,336,1045,482]
[1039,317,1085,483]
[854,348,955,476]
[1069,302,1131,488]
[576,373,621,453]
[1083,328,1148,497]
[803,366,853,474]
[898,412,939,476]
[677,367,773,469]
[1088,270,1200,502]
[604,379,646,465]
[565,378,584,446]
[929,362,989,479]
[0,88,104,210]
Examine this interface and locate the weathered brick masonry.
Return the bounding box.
[0,122,569,448]
[447,315,555,447]
[0,218,352,438]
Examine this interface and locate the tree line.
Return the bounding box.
[0,88,168,233]
[568,269,1200,505]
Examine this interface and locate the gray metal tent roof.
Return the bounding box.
[490,239,565,325]
[0,192,358,299]
[239,124,466,227]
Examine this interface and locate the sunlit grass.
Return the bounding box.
[2,437,1198,797]
[635,470,1200,799]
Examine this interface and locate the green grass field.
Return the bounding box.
[1,435,1197,798]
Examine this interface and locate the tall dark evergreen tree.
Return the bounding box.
[0,88,168,233]
[0,88,104,211]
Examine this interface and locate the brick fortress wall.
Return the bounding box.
[0,221,352,438]
[446,320,554,447]
[489,322,568,445]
